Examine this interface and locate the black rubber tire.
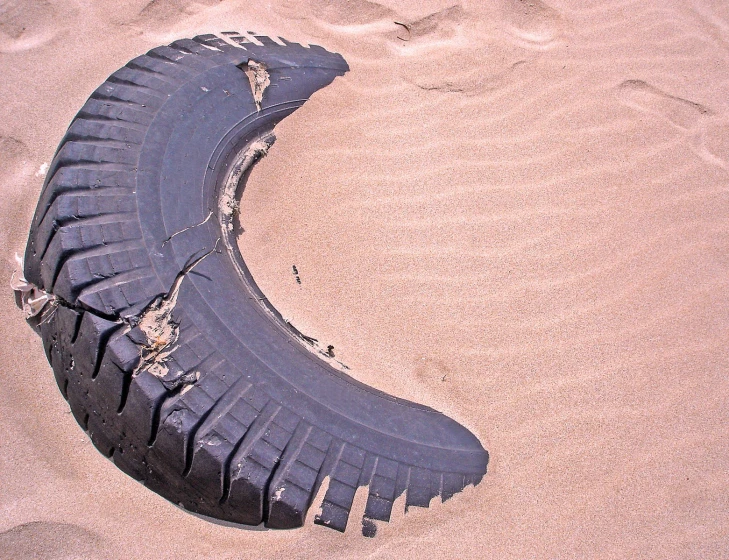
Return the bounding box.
[23,33,488,536]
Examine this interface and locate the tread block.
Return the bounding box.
[66,118,147,144]
[147,46,220,71]
[267,483,312,528]
[87,414,115,457]
[192,34,237,52]
[442,472,467,502]
[150,369,225,477]
[229,36,251,46]
[72,311,121,379]
[266,424,329,529]
[93,354,129,415]
[36,191,137,255]
[39,304,82,397]
[43,167,137,204]
[364,494,393,524]
[47,240,148,304]
[332,458,362,488]
[224,403,290,525]
[30,165,138,263]
[109,67,181,95]
[41,214,141,268]
[77,267,162,317]
[184,381,258,500]
[187,427,238,499]
[66,384,89,430]
[152,405,204,475]
[315,480,358,532]
[118,369,167,444]
[54,139,140,168]
[77,97,156,126]
[112,448,146,481]
[126,56,195,82]
[92,82,168,110]
[405,467,440,509]
[364,456,400,522]
[252,35,280,47]
[315,444,368,532]
[170,38,222,58]
[189,367,230,401]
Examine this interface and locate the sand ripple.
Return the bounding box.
[1,0,728,556]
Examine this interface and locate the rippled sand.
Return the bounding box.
[2,0,728,557]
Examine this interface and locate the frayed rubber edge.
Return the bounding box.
[219,135,275,233]
[11,253,56,318]
[133,242,220,389]
[243,60,270,112]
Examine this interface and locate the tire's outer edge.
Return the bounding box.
[23,33,488,536]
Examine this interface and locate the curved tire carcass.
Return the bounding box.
[23,33,488,536]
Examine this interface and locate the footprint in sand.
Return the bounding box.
[698,119,729,169]
[133,0,223,26]
[616,79,729,169]
[0,135,25,163]
[307,0,395,27]
[302,1,493,94]
[306,1,465,43]
[500,0,565,50]
[0,133,36,182]
[617,79,712,131]
[0,0,59,53]
[0,521,104,559]
[397,4,466,45]
[392,5,525,95]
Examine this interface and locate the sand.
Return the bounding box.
[2,0,728,557]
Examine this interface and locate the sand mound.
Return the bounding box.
[1,0,728,557]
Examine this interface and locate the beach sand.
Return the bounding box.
[1,0,728,557]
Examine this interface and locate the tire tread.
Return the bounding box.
[24,33,486,536]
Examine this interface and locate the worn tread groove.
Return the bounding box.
[91,323,126,380]
[220,401,280,505]
[69,309,85,344]
[39,212,138,261]
[74,114,148,129]
[183,375,253,476]
[36,185,134,229]
[125,61,177,78]
[89,91,156,109]
[76,266,155,300]
[61,136,139,148]
[117,369,132,414]
[147,385,170,446]
[105,76,171,97]
[48,238,146,291]
[45,162,136,183]
[261,424,300,521]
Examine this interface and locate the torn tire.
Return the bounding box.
[23,33,488,536]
